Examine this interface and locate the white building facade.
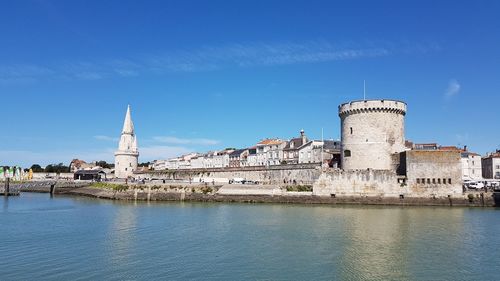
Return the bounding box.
[256,139,287,166]
[461,151,482,180]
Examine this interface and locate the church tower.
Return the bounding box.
[114,105,139,179]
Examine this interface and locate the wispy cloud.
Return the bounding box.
[0,148,115,167]
[152,136,220,146]
[0,144,192,167]
[445,79,461,98]
[0,40,441,84]
[140,146,192,160]
[94,135,119,142]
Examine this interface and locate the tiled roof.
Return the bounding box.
[229,149,248,157]
[283,138,306,150]
[257,139,285,145]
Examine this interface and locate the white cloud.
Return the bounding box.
[0,145,192,167]
[0,40,441,83]
[140,146,192,161]
[445,79,461,98]
[94,135,119,142]
[0,149,115,168]
[152,136,220,146]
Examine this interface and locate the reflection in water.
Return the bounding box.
[106,205,138,271]
[338,207,467,280]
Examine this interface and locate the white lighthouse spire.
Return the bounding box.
[115,105,139,179]
[122,104,135,135]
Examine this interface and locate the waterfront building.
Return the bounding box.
[482,150,500,179]
[283,130,308,164]
[229,149,249,168]
[246,147,258,167]
[151,159,166,171]
[256,139,287,166]
[461,150,483,180]
[114,105,139,179]
[190,155,204,169]
[298,140,323,164]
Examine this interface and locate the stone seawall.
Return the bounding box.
[56,187,498,207]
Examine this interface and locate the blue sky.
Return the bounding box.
[1,0,499,167]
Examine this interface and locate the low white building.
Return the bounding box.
[298,140,342,165]
[152,160,166,171]
[482,151,500,179]
[190,155,205,169]
[247,148,259,167]
[461,151,482,180]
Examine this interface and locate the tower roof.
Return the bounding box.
[122,105,135,135]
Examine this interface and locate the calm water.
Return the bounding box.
[1,193,499,281]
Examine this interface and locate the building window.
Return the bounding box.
[432,178,436,184]
[427,178,431,184]
[417,179,421,184]
[496,165,500,169]
[344,150,351,157]
[350,127,353,134]
[438,178,441,184]
[448,178,452,184]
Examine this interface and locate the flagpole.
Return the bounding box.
[321,128,324,168]
[364,80,366,100]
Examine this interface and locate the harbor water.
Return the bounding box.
[1,193,499,281]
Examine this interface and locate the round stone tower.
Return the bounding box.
[339,99,407,170]
[114,105,139,179]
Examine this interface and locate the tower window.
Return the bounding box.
[350,127,353,134]
[344,150,351,157]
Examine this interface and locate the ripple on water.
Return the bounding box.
[1,194,500,281]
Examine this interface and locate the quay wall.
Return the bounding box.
[61,187,498,207]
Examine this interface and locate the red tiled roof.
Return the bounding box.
[257,139,285,145]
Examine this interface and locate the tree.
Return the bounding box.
[45,163,69,173]
[30,164,44,173]
[95,161,114,169]
[138,162,151,167]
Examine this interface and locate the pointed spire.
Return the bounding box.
[122,105,135,135]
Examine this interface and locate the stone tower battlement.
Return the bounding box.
[339,99,406,118]
[339,99,407,171]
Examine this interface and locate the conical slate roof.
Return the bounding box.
[122,105,135,135]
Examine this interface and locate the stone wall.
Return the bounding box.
[313,169,403,197]
[313,168,463,198]
[404,150,462,196]
[136,164,322,185]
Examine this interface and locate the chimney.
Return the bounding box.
[300,129,307,144]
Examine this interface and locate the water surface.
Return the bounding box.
[1,193,499,281]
